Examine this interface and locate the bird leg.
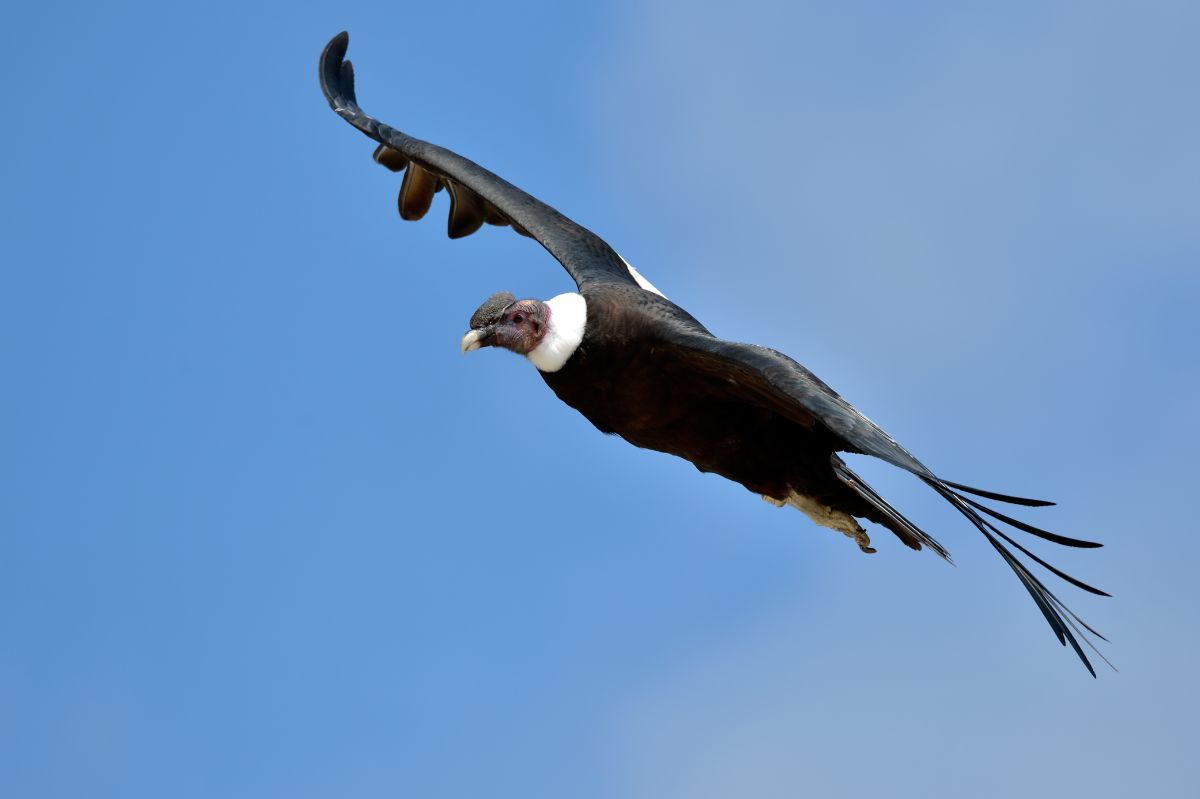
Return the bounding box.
[783,492,877,554]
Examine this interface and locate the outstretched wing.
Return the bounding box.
[664,330,1111,675]
[319,32,642,293]
[666,333,935,476]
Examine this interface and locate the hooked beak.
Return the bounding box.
[460,327,494,353]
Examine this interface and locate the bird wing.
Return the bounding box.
[663,331,935,477]
[662,329,1110,675]
[319,32,642,293]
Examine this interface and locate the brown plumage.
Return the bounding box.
[319,32,1110,675]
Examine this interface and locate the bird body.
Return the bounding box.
[319,32,1109,674]
[530,284,882,551]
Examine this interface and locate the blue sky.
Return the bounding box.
[3,1,1199,797]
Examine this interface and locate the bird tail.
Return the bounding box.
[831,455,951,560]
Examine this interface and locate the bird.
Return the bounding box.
[318,32,1109,675]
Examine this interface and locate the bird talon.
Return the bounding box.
[855,529,875,553]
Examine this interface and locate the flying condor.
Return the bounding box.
[319,32,1110,674]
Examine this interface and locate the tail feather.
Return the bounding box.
[831,455,951,561]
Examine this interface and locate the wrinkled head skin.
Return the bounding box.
[460,291,550,356]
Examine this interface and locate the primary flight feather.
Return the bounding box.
[319,32,1109,675]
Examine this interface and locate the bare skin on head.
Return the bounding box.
[460,293,550,356]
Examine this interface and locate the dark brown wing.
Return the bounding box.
[662,328,1110,675]
[319,32,642,293]
[665,333,934,476]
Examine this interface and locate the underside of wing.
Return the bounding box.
[671,335,935,476]
[319,32,640,293]
[666,331,1110,675]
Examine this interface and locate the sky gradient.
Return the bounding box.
[4,2,1199,797]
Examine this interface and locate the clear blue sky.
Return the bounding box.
[4,1,1199,797]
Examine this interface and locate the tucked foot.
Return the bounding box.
[851,528,876,554]
[785,491,876,554]
[762,494,786,507]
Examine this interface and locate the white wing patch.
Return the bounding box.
[619,255,667,298]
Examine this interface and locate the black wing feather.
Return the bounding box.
[664,330,1109,673]
[319,32,1109,673]
[955,493,1103,549]
[941,479,1055,508]
[669,335,936,476]
[319,32,640,292]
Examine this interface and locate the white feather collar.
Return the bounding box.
[526,293,587,372]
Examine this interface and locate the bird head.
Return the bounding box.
[460,291,550,356]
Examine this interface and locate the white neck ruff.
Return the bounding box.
[526,293,587,372]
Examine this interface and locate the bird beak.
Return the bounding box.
[460,327,493,353]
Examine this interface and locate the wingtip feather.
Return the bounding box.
[942,479,1056,507]
[923,477,1108,675]
[955,492,1105,549]
[319,32,352,108]
[340,59,356,103]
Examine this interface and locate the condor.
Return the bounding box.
[319,33,1108,674]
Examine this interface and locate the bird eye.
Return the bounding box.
[513,314,525,324]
